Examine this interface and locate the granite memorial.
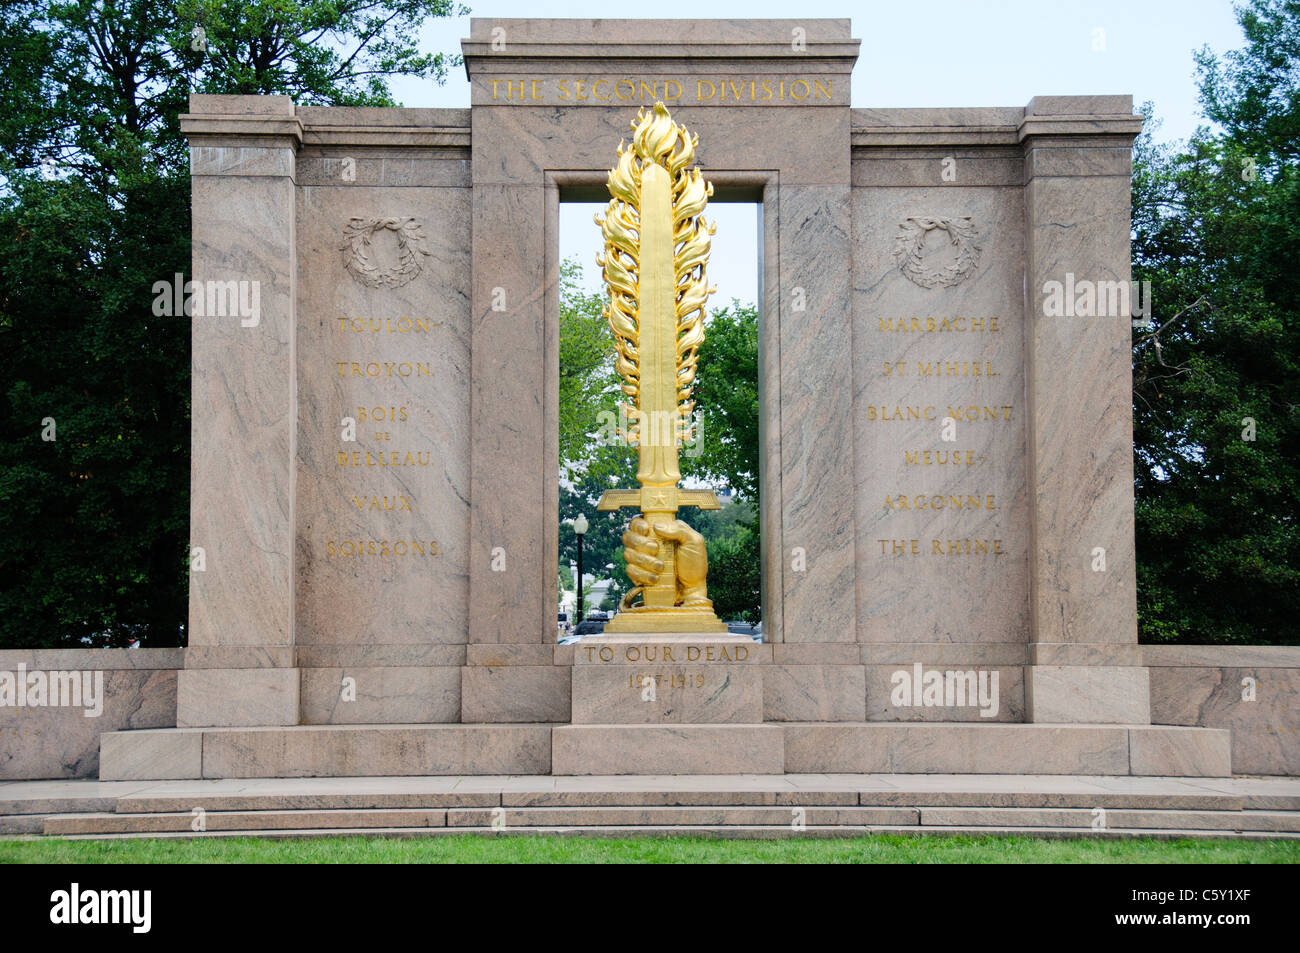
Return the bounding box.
[9,18,1289,785]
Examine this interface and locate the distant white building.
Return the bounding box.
[560,561,616,617]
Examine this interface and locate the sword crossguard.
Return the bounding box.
[596,487,721,512]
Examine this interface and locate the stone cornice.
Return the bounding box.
[180,114,304,148]
[462,17,860,76]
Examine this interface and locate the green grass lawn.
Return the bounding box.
[2,834,1296,864]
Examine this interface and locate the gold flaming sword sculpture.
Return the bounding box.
[595,102,727,634]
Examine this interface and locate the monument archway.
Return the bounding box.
[464,19,859,670]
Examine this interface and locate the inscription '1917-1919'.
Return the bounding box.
[629,673,707,689]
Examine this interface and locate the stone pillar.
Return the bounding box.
[459,30,572,722]
[178,95,302,727]
[850,105,1033,723]
[1020,96,1149,723]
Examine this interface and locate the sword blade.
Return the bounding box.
[637,162,680,491]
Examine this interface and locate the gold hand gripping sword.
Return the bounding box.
[594,102,726,633]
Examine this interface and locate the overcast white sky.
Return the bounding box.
[387,0,1247,307]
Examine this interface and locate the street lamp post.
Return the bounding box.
[573,514,588,624]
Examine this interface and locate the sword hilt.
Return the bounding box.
[596,487,721,512]
[597,487,720,610]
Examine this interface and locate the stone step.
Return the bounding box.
[918,807,1300,833]
[0,796,120,816]
[39,804,1300,837]
[99,724,554,780]
[98,722,1233,780]
[98,788,1255,814]
[0,815,46,834]
[446,806,921,827]
[11,774,1297,842]
[49,824,1300,843]
[45,808,448,836]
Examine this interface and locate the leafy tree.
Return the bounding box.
[687,301,760,620]
[707,528,761,623]
[0,0,463,647]
[1131,0,1300,644]
[558,258,619,480]
[558,462,635,599]
[181,0,462,104]
[683,301,760,502]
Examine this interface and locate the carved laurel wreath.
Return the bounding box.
[893,216,982,289]
[340,217,430,289]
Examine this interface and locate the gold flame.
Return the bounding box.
[594,102,715,445]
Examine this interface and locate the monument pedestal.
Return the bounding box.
[572,634,761,724]
[562,633,777,773]
[602,608,728,634]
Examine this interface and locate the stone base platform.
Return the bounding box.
[99,724,553,780]
[97,722,1232,781]
[4,774,1297,840]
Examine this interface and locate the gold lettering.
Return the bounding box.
[325,538,440,557]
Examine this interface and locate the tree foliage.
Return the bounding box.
[0,0,461,647]
[1131,0,1300,644]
